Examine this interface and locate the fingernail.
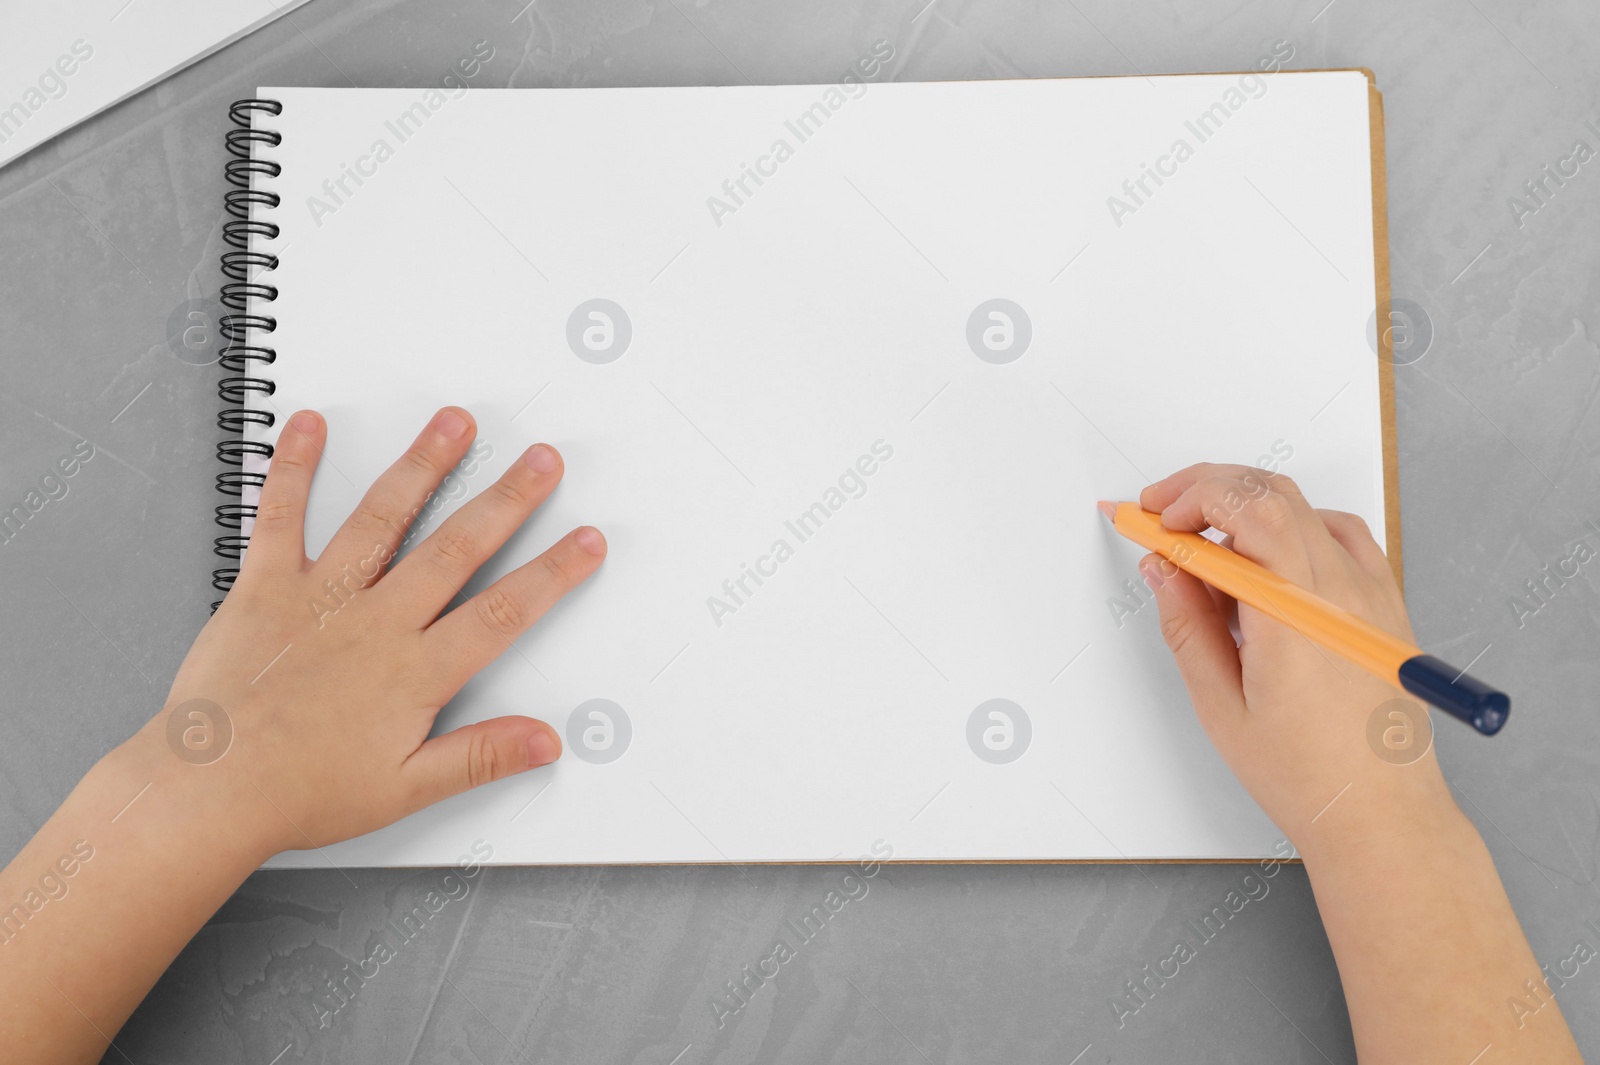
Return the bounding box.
[291,410,320,433]
[575,526,606,556]
[1140,559,1166,589]
[524,443,558,473]
[527,729,560,766]
[435,409,469,439]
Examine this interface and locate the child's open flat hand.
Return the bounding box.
[128,406,606,859]
[1136,463,1451,858]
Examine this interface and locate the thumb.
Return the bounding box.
[405,716,561,808]
[1141,554,1246,725]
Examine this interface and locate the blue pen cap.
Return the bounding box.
[1397,654,1510,736]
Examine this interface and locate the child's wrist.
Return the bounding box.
[1292,776,1469,871]
[101,720,285,870]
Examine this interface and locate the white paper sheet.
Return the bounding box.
[239,73,1387,866]
[1,0,312,168]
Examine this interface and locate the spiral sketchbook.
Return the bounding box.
[219,71,1398,867]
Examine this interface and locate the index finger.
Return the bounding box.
[1141,463,1327,588]
[1140,462,1288,513]
[424,526,608,680]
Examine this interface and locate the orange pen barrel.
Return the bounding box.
[1102,503,1508,735]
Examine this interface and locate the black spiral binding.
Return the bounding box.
[215,99,283,610]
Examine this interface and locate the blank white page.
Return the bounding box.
[241,72,1386,866]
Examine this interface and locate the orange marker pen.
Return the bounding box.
[1099,501,1508,735]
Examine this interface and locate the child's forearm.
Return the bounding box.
[0,732,272,1064]
[1301,796,1583,1064]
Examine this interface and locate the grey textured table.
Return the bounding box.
[3,0,1598,1062]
